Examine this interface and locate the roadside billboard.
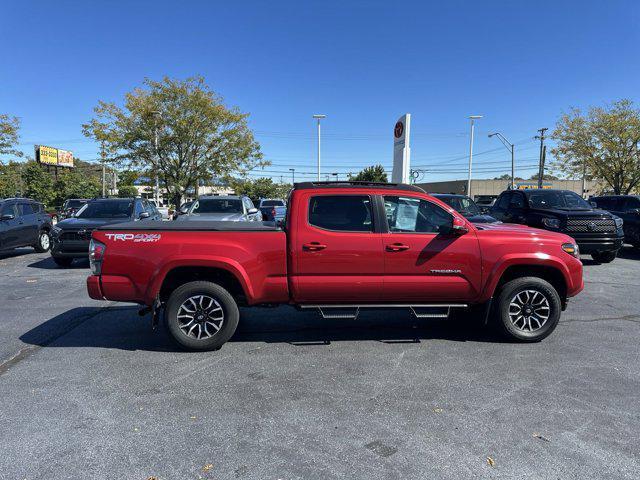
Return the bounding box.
[516,182,552,190]
[37,145,58,165]
[57,149,74,167]
[35,145,74,167]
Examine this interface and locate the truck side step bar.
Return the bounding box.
[300,304,468,321]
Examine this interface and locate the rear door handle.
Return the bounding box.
[386,243,410,252]
[303,242,327,251]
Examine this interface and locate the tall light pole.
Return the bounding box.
[467,115,482,197]
[313,114,326,181]
[151,110,161,205]
[289,168,295,185]
[488,132,515,190]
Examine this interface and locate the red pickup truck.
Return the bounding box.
[87,182,584,351]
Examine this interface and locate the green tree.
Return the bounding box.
[21,161,54,205]
[0,161,23,197]
[228,177,290,203]
[529,172,559,181]
[53,169,101,206]
[118,169,140,186]
[82,76,267,207]
[0,114,22,157]
[552,99,640,194]
[349,164,388,182]
[117,185,139,198]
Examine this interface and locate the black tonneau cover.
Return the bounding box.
[96,220,281,232]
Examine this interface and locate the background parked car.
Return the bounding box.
[474,195,498,212]
[148,200,171,221]
[177,195,262,222]
[590,195,640,248]
[432,194,499,223]
[490,189,624,263]
[259,198,286,221]
[0,198,52,254]
[172,201,193,220]
[50,197,161,267]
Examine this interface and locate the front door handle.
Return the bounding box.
[386,243,410,252]
[303,242,327,251]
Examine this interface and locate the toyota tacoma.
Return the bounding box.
[87,182,584,351]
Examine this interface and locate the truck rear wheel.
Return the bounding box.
[164,281,239,351]
[494,277,561,342]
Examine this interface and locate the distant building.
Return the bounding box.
[127,178,234,206]
[415,178,602,200]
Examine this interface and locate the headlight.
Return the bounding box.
[614,216,623,229]
[542,218,560,229]
[562,242,580,258]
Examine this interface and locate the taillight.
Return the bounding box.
[89,239,106,275]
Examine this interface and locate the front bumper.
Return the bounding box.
[571,234,624,254]
[51,238,90,258]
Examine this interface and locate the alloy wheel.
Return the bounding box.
[40,233,51,250]
[508,289,551,332]
[176,295,224,340]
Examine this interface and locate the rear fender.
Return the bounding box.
[145,255,252,305]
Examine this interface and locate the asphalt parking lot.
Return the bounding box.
[0,248,639,479]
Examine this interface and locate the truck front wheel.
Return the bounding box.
[165,281,239,351]
[494,277,561,342]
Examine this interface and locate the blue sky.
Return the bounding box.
[2,0,639,182]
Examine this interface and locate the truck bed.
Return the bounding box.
[96,220,281,232]
[90,222,288,305]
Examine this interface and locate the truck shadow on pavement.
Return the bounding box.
[19,305,502,353]
[27,256,89,270]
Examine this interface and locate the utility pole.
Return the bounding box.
[313,114,326,181]
[535,127,548,189]
[100,141,106,197]
[467,115,483,196]
[581,159,587,198]
[151,111,161,205]
[289,168,295,185]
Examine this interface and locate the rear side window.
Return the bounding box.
[308,195,373,232]
[18,203,34,215]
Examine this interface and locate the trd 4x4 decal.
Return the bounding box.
[105,233,161,243]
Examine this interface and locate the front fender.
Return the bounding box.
[479,253,576,303]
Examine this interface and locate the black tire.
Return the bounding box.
[33,230,51,253]
[493,277,561,342]
[164,281,239,351]
[52,256,73,267]
[591,250,617,263]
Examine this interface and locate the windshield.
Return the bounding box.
[192,199,243,214]
[527,190,592,210]
[261,200,285,207]
[439,196,481,216]
[64,200,86,209]
[76,201,133,218]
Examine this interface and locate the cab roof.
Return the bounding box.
[293,181,425,193]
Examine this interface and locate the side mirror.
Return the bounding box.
[1,214,15,221]
[139,212,151,219]
[439,217,468,236]
[248,208,259,215]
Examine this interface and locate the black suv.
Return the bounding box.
[490,189,624,263]
[590,195,640,248]
[432,194,499,223]
[50,197,161,267]
[0,198,53,254]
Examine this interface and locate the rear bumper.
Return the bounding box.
[87,274,140,302]
[87,275,104,300]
